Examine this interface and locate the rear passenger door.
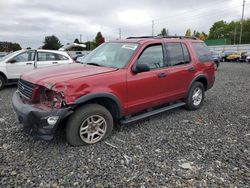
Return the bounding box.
[36,52,69,68]
[164,42,195,99]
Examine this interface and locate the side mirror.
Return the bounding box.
[132,63,150,73]
[8,59,16,64]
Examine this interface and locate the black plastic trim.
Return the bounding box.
[120,102,185,124]
[186,75,208,97]
[0,71,7,83]
[74,93,123,118]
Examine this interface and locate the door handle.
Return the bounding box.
[158,72,167,78]
[26,63,33,65]
[52,62,58,64]
[188,66,196,72]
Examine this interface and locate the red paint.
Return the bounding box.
[21,38,215,116]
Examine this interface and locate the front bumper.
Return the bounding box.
[12,91,71,140]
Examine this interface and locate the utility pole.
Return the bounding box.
[119,28,121,39]
[152,20,154,37]
[239,0,246,44]
[86,37,89,50]
[80,34,82,42]
[234,24,236,45]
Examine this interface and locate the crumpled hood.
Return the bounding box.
[21,63,118,88]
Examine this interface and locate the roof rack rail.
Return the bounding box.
[126,36,155,39]
[156,35,197,40]
[126,36,197,40]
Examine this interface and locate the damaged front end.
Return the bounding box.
[12,80,72,140]
[38,85,67,108]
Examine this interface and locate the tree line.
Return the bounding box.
[0,42,22,52]
[42,32,105,51]
[0,32,105,52]
[1,18,249,52]
[159,18,250,44]
[157,28,208,41]
[32,17,250,50]
[208,18,250,44]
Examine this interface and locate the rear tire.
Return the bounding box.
[216,61,219,68]
[0,75,5,90]
[66,104,113,146]
[185,82,205,110]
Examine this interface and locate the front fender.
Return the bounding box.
[73,92,123,118]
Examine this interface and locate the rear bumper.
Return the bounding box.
[12,91,71,140]
[207,75,215,90]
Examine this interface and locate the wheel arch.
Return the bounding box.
[73,93,123,120]
[0,71,7,83]
[186,75,208,97]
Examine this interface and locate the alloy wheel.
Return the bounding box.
[192,87,203,106]
[79,115,107,144]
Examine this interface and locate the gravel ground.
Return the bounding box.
[0,62,250,187]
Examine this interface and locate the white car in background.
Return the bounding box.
[0,49,74,89]
[246,55,250,63]
[0,52,8,59]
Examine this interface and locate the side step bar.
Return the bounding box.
[120,102,186,124]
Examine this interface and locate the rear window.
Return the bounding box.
[192,43,213,62]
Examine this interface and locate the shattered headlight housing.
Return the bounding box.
[39,87,65,108]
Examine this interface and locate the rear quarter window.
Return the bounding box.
[192,42,213,62]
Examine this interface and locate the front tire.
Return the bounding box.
[185,82,205,110]
[66,104,113,146]
[0,75,5,90]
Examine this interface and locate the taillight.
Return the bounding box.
[69,58,74,64]
[214,63,217,71]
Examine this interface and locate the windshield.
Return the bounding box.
[0,50,24,62]
[81,42,138,68]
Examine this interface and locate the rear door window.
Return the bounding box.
[192,42,213,62]
[37,52,67,61]
[38,52,54,61]
[165,43,190,66]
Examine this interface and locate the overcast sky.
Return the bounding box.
[0,0,249,48]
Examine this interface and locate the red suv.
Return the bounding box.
[12,36,215,146]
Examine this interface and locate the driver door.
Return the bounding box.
[6,50,35,79]
[126,44,169,114]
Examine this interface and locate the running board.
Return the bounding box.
[120,102,186,124]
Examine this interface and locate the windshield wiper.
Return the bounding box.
[86,62,101,66]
